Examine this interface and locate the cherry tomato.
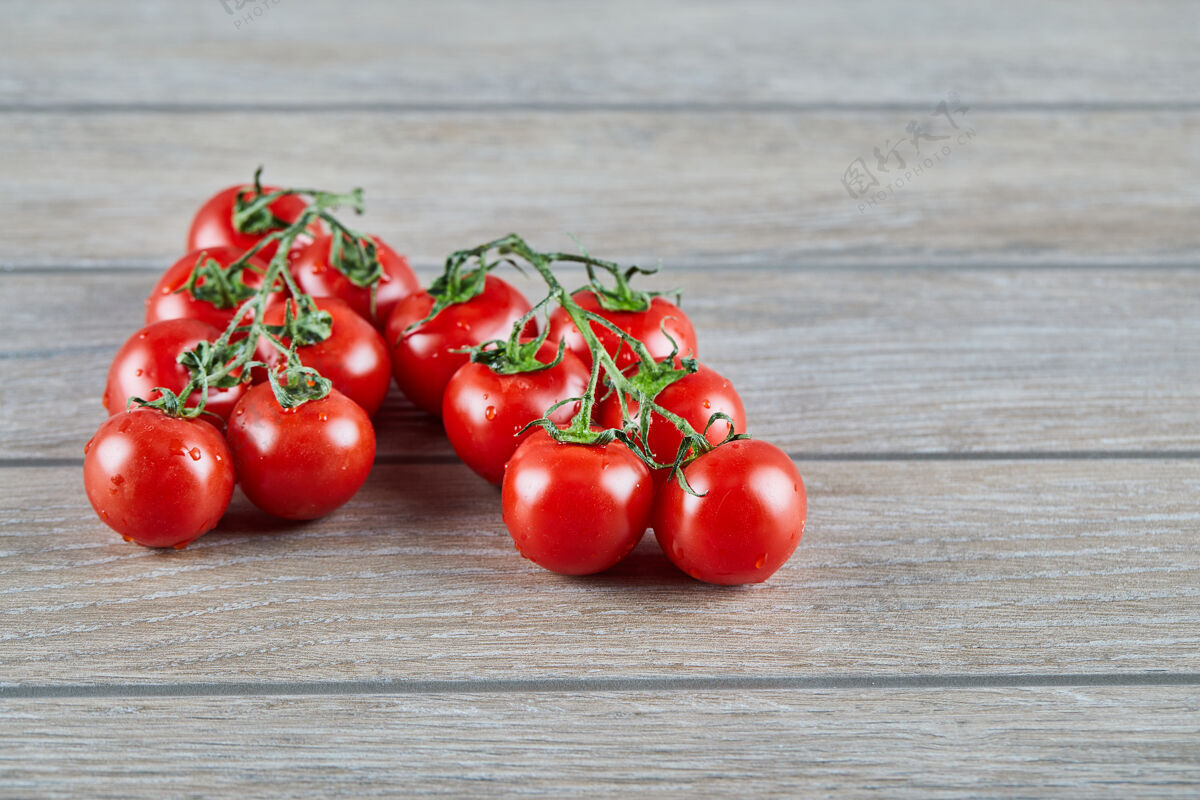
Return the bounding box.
[256,297,391,417]
[145,246,278,330]
[653,439,805,585]
[291,234,419,330]
[443,341,590,484]
[385,274,535,416]
[502,429,654,575]
[83,408,235,548]
[103,319,247,424]
[187,183,320,264]
[547,291,698,372]
[226,384,376,520]
[597,362,745,476]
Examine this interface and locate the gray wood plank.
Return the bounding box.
[2,687,1198,798]
[3,268,1197,458]
[1,111,1197,268]
[1,459,1197,684]
[3,1,1197,108]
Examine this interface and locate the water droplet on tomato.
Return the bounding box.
[484,405,496,420]
[188,447,202,461]
[318,412,328,422]
[134,368,144,377]
[84,438,94,455]
[755,553,767,569]
[173,539,192,550]
[111,474,125,487]
[702,399,711,409]
[138,332,147,340]
[235,407,245,416]
[121,534,132,543]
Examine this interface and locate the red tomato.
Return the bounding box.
[442,341,590,484]
[103,319,247,424]
[291,234,419,330]
[597,363,745,474]
[83,408,235,548]
[187,183,320,264]
[502,429,654,575]
[226,384,376,520]
[653,439,805,585]
[385,274,535,416]
[256,297,391,417]
[145,246,277,330]
[547,291,698,372]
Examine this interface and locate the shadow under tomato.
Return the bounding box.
[207,489,319,537]
[562,536,755,592]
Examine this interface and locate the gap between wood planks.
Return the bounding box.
[3,672,1199,699]
[4,259,1200,274]
[5,452,1200,470]
[2,101,1200,114]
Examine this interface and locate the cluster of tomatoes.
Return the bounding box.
[83,175,806,585]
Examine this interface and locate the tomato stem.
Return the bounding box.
[134,170,374,416]
[449,234,732,479]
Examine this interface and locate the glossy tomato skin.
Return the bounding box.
[83,409,234,548]
[187,184,319,264]
[257,297,391,417]
[547,291,698,372]
[145,246,277,330]
[226,384,376,520]
[442,342,590,484]
[653,439,805,585]
[103,319,247,424]
[502,430,654,575]
[385,275,535,416]
[597,363,746,475]
[291,234,419,330]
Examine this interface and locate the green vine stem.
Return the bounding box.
[133,172,378,417]
[442,235,746,483]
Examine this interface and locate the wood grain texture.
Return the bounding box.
[1,111,1198,268]
[3,268,1197,459]
[3,0,1197,108]
[3,687,1198,798]
[2,459,1197,684]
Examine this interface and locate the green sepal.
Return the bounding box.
[177,339,244,390]
[232,167,290,235]
[266,365,333,409]
[329,232,383,289]
[180,254,259,310]
[263,298,333,348]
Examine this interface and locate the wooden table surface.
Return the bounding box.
[2,1,1198,796]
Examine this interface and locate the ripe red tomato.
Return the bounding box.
[226,384,376,520]
[596,362,745,474]
[547,291,698,372]
[103,319,247,424]
[385,274,535,416]
[653,439,805,585]
[291,234,419,330]
[502,429,654,575]
[145,246,277,330]
[256,296,391,417]
[442,341,590,484]
[83,408,235,548]
[187,183,320,263]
